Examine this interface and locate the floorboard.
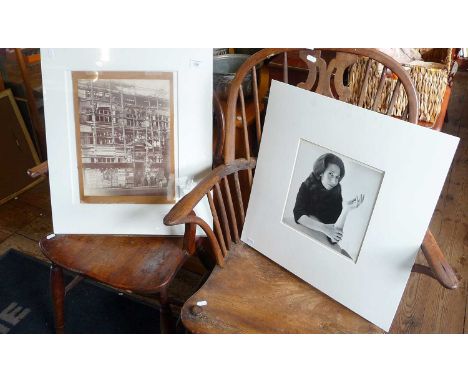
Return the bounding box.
[388,71,467,333]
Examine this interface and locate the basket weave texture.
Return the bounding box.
[348,49,452,123]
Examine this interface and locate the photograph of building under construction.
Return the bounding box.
[72,71,175,204]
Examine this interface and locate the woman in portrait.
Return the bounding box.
[293,153,364,244]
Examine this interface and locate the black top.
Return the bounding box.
[293,174,343,224]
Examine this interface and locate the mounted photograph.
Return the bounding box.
[72,71,175,204]
[241,79,459,330]
[282,140,384,262]
[41,49,212,235]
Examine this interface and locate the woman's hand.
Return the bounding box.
[323,224,343,242]
[344,194,365,210]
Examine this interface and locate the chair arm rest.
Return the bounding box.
[164,171,222,227]
[164,158,256,267]
[164,158,256,226]
[420,230,458,289]
[27,161,48,178]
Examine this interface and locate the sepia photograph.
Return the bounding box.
[72,71,175,204]
[282,139,384,262]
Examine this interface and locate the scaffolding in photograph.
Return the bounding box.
[77,79,171,189]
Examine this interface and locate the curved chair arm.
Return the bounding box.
[164,158,257,267]
[27,161,48,178]
[419,230,459,289]
[164,158,256,226]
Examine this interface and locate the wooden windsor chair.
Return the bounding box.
[164,48,459,333]
[27,162,199,334]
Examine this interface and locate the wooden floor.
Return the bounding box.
[391,71,468,333]
[0,72,467,333]
[0,180,52,261]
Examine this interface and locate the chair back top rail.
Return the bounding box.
[224,48,419,163]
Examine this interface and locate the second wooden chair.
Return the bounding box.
[164,48,458,333]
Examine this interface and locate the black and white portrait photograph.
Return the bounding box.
[72,71,175,204]
[282,139,384,262]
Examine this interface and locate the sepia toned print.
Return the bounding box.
[72,71,175,204]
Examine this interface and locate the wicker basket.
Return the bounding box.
[348,49,452,123]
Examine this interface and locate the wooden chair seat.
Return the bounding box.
[40,235,187,294]
[181,242,383,333]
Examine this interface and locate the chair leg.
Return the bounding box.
[159,288,175,334]
[50,264,65,334]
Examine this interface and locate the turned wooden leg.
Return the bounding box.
[50,264,65,334]
[159,288,175,334]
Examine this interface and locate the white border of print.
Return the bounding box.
[242,80,459,331]
[41,49,212,235]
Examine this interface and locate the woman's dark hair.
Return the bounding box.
[295,153,345,224]
[312,153,345,180]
